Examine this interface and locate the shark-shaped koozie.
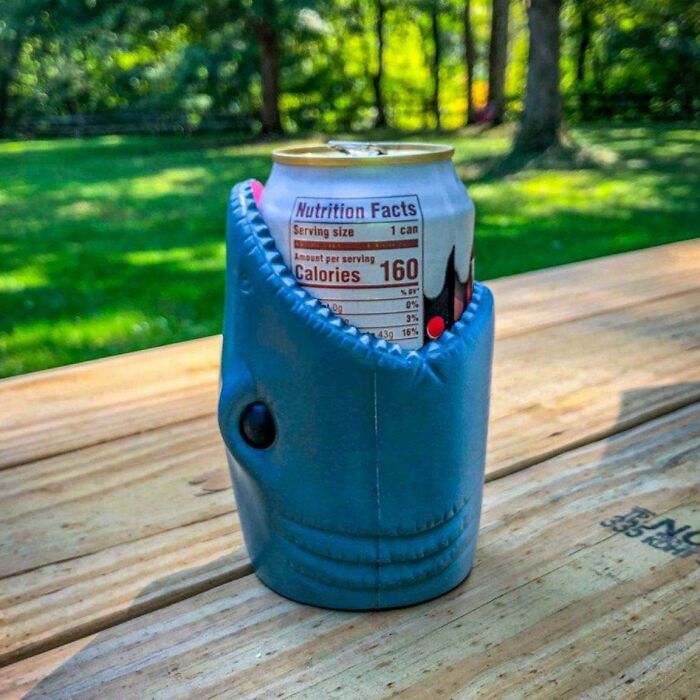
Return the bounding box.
[219,181,494,609]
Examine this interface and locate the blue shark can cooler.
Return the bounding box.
[219,179,494,610]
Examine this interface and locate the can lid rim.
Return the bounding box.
[271,142,454,167]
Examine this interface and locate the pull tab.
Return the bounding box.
[327,140,388,157]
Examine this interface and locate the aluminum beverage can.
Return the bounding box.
[260,141,475,349]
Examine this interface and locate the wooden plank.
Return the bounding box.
[3,403,698,699]
[0,516,250,667]
[488,287,700,478]
[489,237,700,338]
[0,417,245,665]
[2,240,699,470]
[2,287,700,665]
[0,337,220,470]
[1,417,226,575]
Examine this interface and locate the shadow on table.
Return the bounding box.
[20,381,700,699]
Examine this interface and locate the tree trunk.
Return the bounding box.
[372,0,387,128]
[463,0,478,124]
[257,22,282,134]
[488,0,510,124]
[515,0,562,152]
[430,1,441,129]
[575,4,592,117]
[0,34,23,137]
[576,9,591,84]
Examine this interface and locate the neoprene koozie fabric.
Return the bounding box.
[219,181,495,609]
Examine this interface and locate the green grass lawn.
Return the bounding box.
[1,123,698,377]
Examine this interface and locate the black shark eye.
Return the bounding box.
[239,402,276,448]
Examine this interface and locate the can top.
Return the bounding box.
[272,141,454,167]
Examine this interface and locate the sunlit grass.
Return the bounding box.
[0,309,168,377]
[0,124,697,376]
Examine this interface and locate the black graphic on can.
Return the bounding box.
[423,248,474,343]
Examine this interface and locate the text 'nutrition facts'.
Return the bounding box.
[289,194,424,347]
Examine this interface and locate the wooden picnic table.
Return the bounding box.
[1,240,699,699]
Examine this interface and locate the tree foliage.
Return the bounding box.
[1,0,697,137]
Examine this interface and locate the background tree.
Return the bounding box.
[515,0,562,151]
[229,0,322,134]
[253,1,283,133]
[588,0,699,120]
[0,0,89,135]
[429,0,442,128]
[1,0,696,138]
[0,2,27,136]
[107,0,325,135]
[487,0,509,124]
[574,0,592,88]
[463,0,478,123]
[372,0,387,127]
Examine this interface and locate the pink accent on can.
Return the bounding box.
[251,180,264,207]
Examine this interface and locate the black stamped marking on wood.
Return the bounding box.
[600,506,700,562]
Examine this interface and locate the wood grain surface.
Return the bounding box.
[0,337,219,470]
[489,238,700,338]
[2,241,699,696]
[3,240,699,470]
[2,243,700,667]
[3,403,698,699]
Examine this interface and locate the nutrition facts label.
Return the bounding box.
[289,195,424,347]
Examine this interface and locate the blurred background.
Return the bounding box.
[1,0,698,377]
